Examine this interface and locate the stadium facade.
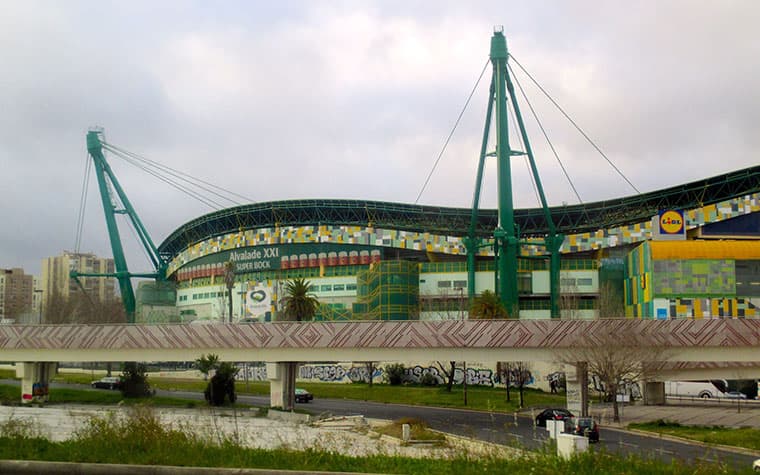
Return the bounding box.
[140,165,760,323]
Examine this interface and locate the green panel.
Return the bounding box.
[653,259,735,297]
[136,280,177,306]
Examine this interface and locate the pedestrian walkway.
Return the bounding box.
[588,400,760,429]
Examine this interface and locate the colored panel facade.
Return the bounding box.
[625,242,653,318]
[653,260,735,296]
[626,240,760,319]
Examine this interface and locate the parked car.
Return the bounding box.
[725,391,748,399]
[567,417,600,443]
[535,408,574,428]
[295,388,313,403]
[91,376,122,390]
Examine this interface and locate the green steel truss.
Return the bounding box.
[82,130,168,322]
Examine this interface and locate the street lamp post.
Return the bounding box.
[224,261,235,323]
[33,289,43,324]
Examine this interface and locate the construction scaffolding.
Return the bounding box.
[354,261,419,320]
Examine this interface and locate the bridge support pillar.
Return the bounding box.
[643,381,666,405]
[267,362,297,410]
[17,362,56,404]
[565,363,589,417]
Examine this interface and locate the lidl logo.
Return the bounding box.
[659,210,684,234]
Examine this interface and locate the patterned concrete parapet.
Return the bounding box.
[1,318,758,352]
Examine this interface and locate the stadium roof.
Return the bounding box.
[158,165,760,260]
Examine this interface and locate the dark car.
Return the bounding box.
[535,408,574,427]
[295,388,313,403]
[568,417,600,442]
[91,376,122,390]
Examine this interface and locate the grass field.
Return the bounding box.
[629,420,760,452]
[45,369,565,413]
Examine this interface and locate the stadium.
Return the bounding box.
[138,164,760,323]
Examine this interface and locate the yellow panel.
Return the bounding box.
[650,240,760,260]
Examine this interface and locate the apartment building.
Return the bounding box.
[41,251,116,309]
[0,268,33,321]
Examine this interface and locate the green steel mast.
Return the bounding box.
[74,129,166,323]
[467,29,563,317]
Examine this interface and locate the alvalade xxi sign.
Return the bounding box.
[179,243,385,273]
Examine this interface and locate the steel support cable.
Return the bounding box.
[415,58,491,204]
[508,54,640,195]
[74,151,93,254]
[102,144,227,210]
[508,62,584,206]
[102,144,240,208]
[103,142,256,204]
[103,146,224,210]
[104,146,222,210]
[103,144,233,209]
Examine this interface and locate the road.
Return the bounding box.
[16,380,758,471]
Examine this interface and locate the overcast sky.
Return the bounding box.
[2,1,759,277]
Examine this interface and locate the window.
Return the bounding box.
[333,284,345,291]
[453,280,467,289]
[320,285,332,292]
[577,278,593,286]
[736,260,760,297]
[437,281,452,288]
[346,283,357,291]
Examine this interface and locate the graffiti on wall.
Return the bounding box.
[590,374,642,399]
[401,365,533,387]
[493,367,535,387]
[235,364,268,382]
[546,371,566,390]
[232,362,539,388]
[298,364,384,383]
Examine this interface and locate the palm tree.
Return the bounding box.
[281,277,319,321]
[469,290,508,319]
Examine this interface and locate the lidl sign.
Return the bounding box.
[659,210,684,235]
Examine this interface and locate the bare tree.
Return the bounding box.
[43,291,125,324]
[559,284,582,319]
[365,361,375,387]
[558,331,668,422]
[511,361,532,409]
[497,361,511,402]
[597,281,624,318]
[436,361,457,392]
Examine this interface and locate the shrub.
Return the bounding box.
[384,363,405,386]
[120,362,153,398]
[203,361,239,406]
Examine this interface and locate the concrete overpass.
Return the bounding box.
[3,318,759,406]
